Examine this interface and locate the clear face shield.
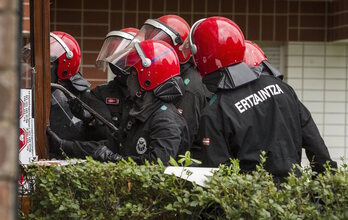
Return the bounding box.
[131,19,191,59]
[49,33,72,63]
[105,41,151,75]
[180,18,206,60]
[22,33,73,65]
[95,31,134,71]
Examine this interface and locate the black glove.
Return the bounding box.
[46,126,64,154]
[46,127,75,157]
[68,98,92,123]
[92,146,122,163]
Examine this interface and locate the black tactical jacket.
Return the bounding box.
[199,74,337,176]
[119,100,190,165]
[176,61,208,145]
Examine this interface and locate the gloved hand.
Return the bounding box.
[68,98,92,123]
[46,126,64,155]
[92,146,122,163]
[46,127,75,157]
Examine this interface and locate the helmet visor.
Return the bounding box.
[50,35,67,63]
[96,31,134,71]
[106,42,149,74]
[181,18,206,59]
[179,37,191,59]
[133,19,182,45]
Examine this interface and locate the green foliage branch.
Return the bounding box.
[21,152,348,219]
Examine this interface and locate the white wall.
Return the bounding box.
[285,42,348,166]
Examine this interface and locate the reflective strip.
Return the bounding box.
[151,47,174,63]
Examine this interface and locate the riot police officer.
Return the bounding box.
[243,40,283,79]
[188,16,337,178]
[131,15,209,158]
[47,40,190,165]
[70,28,140,141]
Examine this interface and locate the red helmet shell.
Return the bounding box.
[157,15,191,64]
[243,40,267,67]
[120,27,139,36]
[126,40,180,91]
[191,16,246,76]
[51,31,81,80]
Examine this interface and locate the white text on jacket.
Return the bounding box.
[234,84,284,113]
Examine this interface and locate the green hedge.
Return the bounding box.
[22,154,348,219]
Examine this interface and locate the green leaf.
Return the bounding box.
[169,156,178,166]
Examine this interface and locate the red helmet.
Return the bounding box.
[50,31,81,80]
[108,40,180,91]
[189,16,246,76]
[121,27,139,36]
[243,40,267,67]
[132,15,191,64]
[96,27,139,71]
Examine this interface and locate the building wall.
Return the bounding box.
[47,0,348,88]
[285,42,348,165]
[328,0,348,41]
[22,0,29,34]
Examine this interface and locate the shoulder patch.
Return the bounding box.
[184,78,190,85]
[209,94,217,105]
[161,105,167,111]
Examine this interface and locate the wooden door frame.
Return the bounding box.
[30,0,50,159]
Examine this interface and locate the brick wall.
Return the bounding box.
[47,0,347,88]
[22,0,29,33]
[18,0,348,88]
[328,0,348,41]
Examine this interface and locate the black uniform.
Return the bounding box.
[176,59,209,159]
[78,78,132,141]
[89,78,131,129]
[199,70,337,176]
[47,76,190,165]
[177,60,208,139]
[119,100,189,164]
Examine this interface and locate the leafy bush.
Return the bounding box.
[22,154,348,219]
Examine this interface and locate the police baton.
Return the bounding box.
[50,83,119,134]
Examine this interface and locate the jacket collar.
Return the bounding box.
[203,62,259,92]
